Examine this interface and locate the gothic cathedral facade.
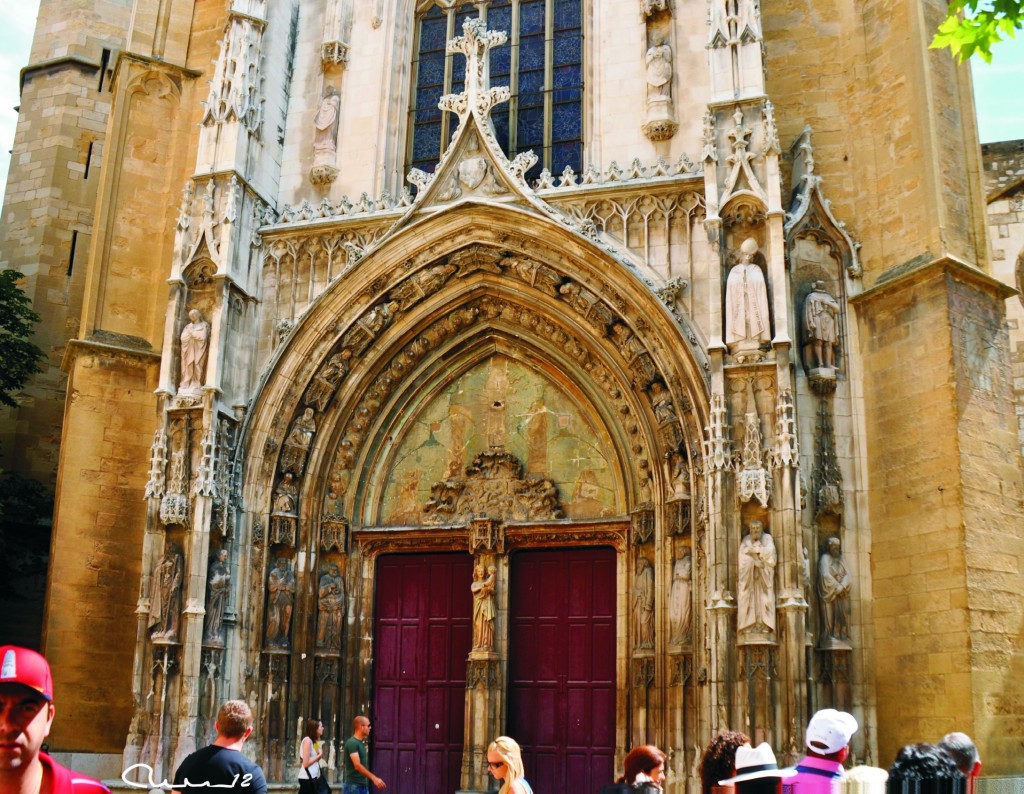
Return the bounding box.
[2,0,1023,790]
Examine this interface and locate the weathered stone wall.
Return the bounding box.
[950,272,1024,771]
[38,0,226,755]
[762,0,986,284]
[854,263,1024,774]
[45,348,158,752]
[0,2,130,486]
[982,140,1024,459]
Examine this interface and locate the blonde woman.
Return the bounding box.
[487,736,533,794]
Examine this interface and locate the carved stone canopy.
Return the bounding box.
[423,449,565,525]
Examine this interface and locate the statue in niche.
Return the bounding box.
[725,238,771,355]
[471,563,497,653]
[817,536,851,645]
[668,552,692,644]
[179,309,211,395]
[803,281,841,370]
[149,542,184,641]
[648,381,677,426]
[202,548,231,646]
[632,556,655,650]
[665,448,690,500]
[272,472,298,515]
[280,408,317,475]
[305,349,352,412]
[645,42,673,99]
[265,557,296,649]
[312,86,341,167]
[316,563,346,652]
[737,520,776,634]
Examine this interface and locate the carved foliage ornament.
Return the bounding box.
[423,450,564,525]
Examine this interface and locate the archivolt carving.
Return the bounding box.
[423,450,564,525]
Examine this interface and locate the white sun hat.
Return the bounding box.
[719,742,798,785]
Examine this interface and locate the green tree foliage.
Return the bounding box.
[0,269,44,409]
[931,1,1023,62]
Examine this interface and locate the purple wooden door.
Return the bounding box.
[508,547,617,794]
[373,554,473,794]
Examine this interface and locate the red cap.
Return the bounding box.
[0,646,53,701]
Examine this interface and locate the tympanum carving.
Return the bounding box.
[423,450,564,524]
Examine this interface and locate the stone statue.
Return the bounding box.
[312,86,341,167]
[149,542,184,641]
[202,548,231,646]
[648,381,677,425]
[645,42,673,99]
[632,556,655,650]
[803,281,841,370]
[737,520,776,633]
[265,557,296,649]
[725,238,771,354]
[668,553,692,644]
[179,309,211,395]
[471,563,497,652]
[305,349,352,411]
[316,563,346,652]
[272,472,298,514]
[818,536,851,643]
[280,408,317,475]
[666,448,690,500]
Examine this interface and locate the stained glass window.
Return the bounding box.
[407,0,584,184]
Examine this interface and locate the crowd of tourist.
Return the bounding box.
[604,708,981,794]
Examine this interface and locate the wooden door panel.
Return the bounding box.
[508,547,617,794]
[373,554,472,794]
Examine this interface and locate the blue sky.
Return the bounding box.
[0,3,1021,188]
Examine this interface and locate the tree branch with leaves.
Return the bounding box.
[932,1,1023,62]
[0,269,44,408]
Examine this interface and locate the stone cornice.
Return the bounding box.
[112,51,204,88]
[61,336,162,374]
[850,253,1018,307]
[20,55,101,95]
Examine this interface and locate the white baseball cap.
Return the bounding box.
[806,709,858,754]
[719,743,798,785]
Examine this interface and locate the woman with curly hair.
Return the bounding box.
[699,731,751,794]
[487,736,533,794]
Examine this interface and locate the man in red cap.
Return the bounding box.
[0,645,110,794]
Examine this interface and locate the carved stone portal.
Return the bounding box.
[423,450,564,524]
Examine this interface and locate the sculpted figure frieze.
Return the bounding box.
[305,349,353,412]
[279,408,317,475]
[388,263,458,311]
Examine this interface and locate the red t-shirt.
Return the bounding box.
[39,752,112,794]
